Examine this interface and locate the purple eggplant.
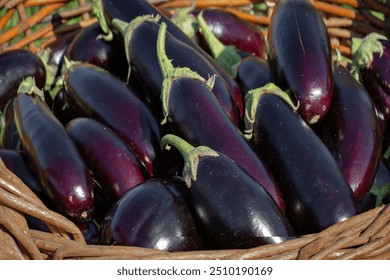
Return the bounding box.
[66,117,145,202]
[112,16,240,125]
[319,64,382,201]
[160,134,295,249]
[63,63,162,177]
[192,7,266,58]
[156,22,285,213]
[244,84,358,235]
[100,176,204,252]
[0,97,21,150]
[0,49,46,111]
[13,78,94,222]
[99,0,244,118]
[236,56,273,95]
[65,22,128,80]
[267,0,333,124]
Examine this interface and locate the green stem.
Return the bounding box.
[17,77,45,102]
[92,0,113,41]
[161,134,219,187]
[156,22,212,124]
[370,184,390,208]
[197,12,241,78]
[244,83,298,140]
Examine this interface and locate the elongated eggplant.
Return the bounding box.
[160,134,295,249]
[0,49,46,111]
[112,16,239,125]
[13,78,94,222]
[319,64,382,201]
[100,176,204,252]
[244,84,358,235]
[0,97,21,150]
[191,7,266,58]
[156,23,285,213]
[66,117,145,202]
[63,63,162,176]
[267,0,333,124]
[65,22,128,80]
[236,56,273,95]
[100,0,244,118]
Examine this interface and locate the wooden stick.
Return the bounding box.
[0,3,65,46]
[0,9,15,31]
[157,0,258,9]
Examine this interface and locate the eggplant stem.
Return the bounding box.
[17,77,45,102]
[243,83,298,140]
[92,0,113,41]
[370,184,390,208]
[197,11,241,78]
[161,134,219,187]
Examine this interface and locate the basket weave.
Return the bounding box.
[1,0,390,260]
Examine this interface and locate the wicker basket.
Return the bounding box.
[0,0,390,260]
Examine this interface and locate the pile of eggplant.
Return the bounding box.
[1,0,390,252]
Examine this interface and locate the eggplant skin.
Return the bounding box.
[267,0,333,124]
[320,65,382,202]
[14,93,94,222]
[0,50,46,111]
[100,177,204,252]
[250,92,358,235]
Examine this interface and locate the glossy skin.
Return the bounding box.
[267,0,333,124]
[66,118,145,202]
[127,20,239,125]
[250,92,358,235]
[13,93,94,222]
[236,56,272,95]
[179,152,295,249]
[320,65,382,201]
[64,63,162,177]
[0,98,21,150]
[100,177,204,252]
[166,77,285,213]
[65,23,127,80]
[193,8,266,58]
[101,0,244,118]
[0,50,46,110]
[366,40,390,94]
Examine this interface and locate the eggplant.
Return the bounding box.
[66,117,145,202]
[13,78,94,222]
[236,56,273,95]
[0,97,21,150]
[319,64,382,201]
[191,7,266,58]
[63,63,162,177]
[0,149,42,196]
[160,134,295,249]
[244,84,358,235]
[267,0,333,124]
[100,0,244,119]
[100,176,204,252]
[0,49,46,111]
[359,157,390,212]
[157,23,285,213]
[112,16,240,125]
[65,22,128,80]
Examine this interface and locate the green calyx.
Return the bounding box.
[370,184,390,208]
[243,83,298,140]
[171,6,198,39]
[157,21,214,125]
[352,32,388,78]
[92,0,113,41]
[161,134,219,188]
[112,14,161,83]
[196,11,241,78]
[17,77,45,101]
